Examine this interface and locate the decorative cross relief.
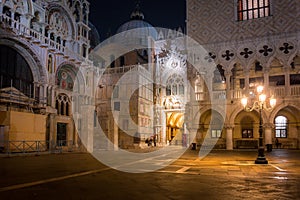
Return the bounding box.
[205,52,216,63]
[259,45,273,57]
[240,48,253,59]
[222,50,234,61]
[279,43,294,54]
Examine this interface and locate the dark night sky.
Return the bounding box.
[88,0,186,41]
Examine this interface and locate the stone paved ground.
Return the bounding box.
[0,149,299,199]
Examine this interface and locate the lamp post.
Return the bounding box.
[241,85,276,164]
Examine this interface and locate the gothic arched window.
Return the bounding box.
[275,116,288,138]
[166,74,184,96]
[56,94,71,116]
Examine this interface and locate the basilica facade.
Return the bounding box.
[0,0,96,152]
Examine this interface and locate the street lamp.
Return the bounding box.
[241,85,276,164]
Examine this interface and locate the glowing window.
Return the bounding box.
[275,116,287,138]
[238,0,271,21]
[211,129,222,138]
[242,129,253,138]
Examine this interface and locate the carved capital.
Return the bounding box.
[263,123,274,129]
[224,124,235,129]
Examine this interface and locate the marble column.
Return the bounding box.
[113,118,119,151]
[284,66,291,96]
[225,71,231,100]
[264,123,273,145]
[263,68,270,95]
[225,125,234,150]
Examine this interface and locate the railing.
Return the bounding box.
[0,14,84,64]
[212,91,226,100]
[0,140,85,155]
[195,85,300,102]
[103,64,146,74]
[291,85,300,96]
[270,86,286,98]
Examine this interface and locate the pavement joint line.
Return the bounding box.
[113,149,184,169]
[176,166,190,173]
[0,167,111,192]
[269,164,286,172]
[156,170,250,178]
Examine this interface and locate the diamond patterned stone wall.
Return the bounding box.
[187,0,300,45]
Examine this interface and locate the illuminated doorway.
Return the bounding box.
[166,112,184,145]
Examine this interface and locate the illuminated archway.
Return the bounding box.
[166,112,184,145]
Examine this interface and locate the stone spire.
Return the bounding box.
[130,0,144,20]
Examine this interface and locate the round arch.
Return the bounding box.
[46,3,76,40]
[56,63,85,94]
[167,112,184,129]
[0,38,47,83]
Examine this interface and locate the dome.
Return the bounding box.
[116,20,157,38]
[114,3,157,46]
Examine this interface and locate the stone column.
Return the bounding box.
[33,82,38,101]
[244,69,250,93]
[225,71,231,100]
[113,118,119,151]
[284,66,291,96]
[49,113,56,151]
[225,125,234,150]
[51,86,56,107]
[264,123,273,145]
[161,111,167,145]
[263,68,270,95]
[107,112,119,151]
[206,74,213,101]
[39,85,44,105]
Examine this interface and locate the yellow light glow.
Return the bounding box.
[270,97,276,108]
[241,97,248,107]
[257,85,264,94]
[259,94,266,102]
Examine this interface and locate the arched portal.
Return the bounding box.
[0,45,34,97]
[166,112,184,145]
[272,106,300,148]
[198,109,225,149]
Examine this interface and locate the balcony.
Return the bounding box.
[0,14,85,64]
[195,85,300,102]
[103,64,149,75]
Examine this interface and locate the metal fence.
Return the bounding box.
[0,140,86,155]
